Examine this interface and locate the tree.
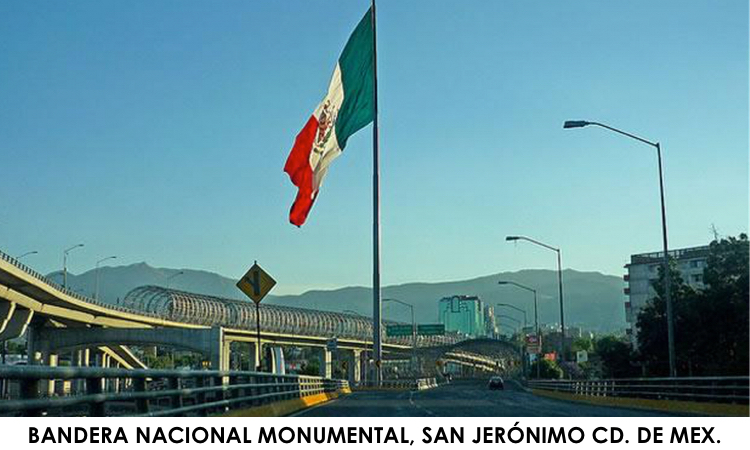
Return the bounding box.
[595,335,638,378]
[636,234,749,376]
[529,358,563,379]
[572,336,593,353]
[298,360,320,376]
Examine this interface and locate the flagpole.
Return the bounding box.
[371,0,383,387]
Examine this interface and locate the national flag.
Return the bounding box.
[283,7,375,227]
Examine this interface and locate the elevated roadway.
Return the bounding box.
[1,248,515,382]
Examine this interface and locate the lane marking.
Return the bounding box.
[408,389,436,416]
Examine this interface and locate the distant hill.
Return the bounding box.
[268,269,626,333]
[46,263,246,304]
[50,266,626,333]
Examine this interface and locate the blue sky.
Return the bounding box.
[1,1,747,295]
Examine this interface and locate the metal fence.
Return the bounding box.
[527,376,750,404]
[0,365,348,417]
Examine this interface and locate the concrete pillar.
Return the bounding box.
[72,349,90,394]
[41,352,58,396]
[246,342,258,371]
[319,348,332,379]
[26,325,41,365]
[344,350,362,385]
[264,346,276,373]
[209,327,228,371]
[222,341,231,371]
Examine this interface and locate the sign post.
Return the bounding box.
[236,261,276,371]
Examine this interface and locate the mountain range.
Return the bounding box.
[49,264,627,333]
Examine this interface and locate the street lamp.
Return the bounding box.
[497,314,521,330]
[497,314,525,377]
[564,119,675,377]
[165,271,184,288]
[498,281,539,336]
[506,235,566,361]
[94,256,117,301]
[384,298,417,371]
[63,244,84,289]
[16,251,38,260]
[498,281,541,379]
[496,303,527,327]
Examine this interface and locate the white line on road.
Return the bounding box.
[408,389,435,416]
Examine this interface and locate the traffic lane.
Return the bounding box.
[297,381,684,417]
[407,380,681,417]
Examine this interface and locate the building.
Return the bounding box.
[438,295,486,337]
[483,305,498,338]
[624,245,709,345]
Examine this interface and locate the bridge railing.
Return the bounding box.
[0,365,348,417]
[527,376,750,404]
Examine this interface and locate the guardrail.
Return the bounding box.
[0,365,348,417]
[527,376,750,404]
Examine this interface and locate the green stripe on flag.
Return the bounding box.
[335,7,375,150]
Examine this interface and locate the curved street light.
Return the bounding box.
[498,281,541,379]
[16,251,38,260]
[63,244,84,289]
[564,120,674,377]
[384,298,417,372]
[95,256,117,301]
[165,271,184,288]
[498,281,539,336]
[506,235,566,361]
[496,302,527,327]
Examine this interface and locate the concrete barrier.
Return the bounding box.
[220,386,352,417]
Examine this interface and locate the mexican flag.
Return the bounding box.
[283,7,375,227]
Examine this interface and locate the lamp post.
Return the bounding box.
[497,315,525,377]
[63,244,84,289]
[16,251,38,260]
[496,303,527,327]
[384,298,417,371]
[506,236,566,361]
[497,314,522,334]
[165,271,184,288]
[564,120,675,377]
[498,280,540,378]
[94,256,117,302]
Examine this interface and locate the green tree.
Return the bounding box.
[595,335,638,378]
[529,358,563,379]
[636,234,749,376]
[298,360,320,376]
[572,336,593,353]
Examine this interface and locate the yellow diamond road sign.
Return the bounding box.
[237,262,276,304]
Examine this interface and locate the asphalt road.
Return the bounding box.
[296,380,682,417]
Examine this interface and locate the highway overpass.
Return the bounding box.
[0,248,516,385]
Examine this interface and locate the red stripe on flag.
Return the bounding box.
[283,115,319,227]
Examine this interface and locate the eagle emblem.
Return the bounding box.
[313,100,338,155]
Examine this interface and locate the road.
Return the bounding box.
[296,380,683,417]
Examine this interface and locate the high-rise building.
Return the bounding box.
[438,295,486,337]
[624,245,709,346]
[483,304,498,338]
